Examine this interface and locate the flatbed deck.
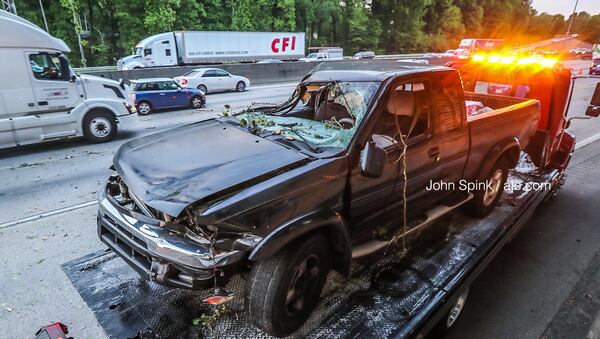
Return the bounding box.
[62,158,558,338]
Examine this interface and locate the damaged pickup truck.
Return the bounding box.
[97,61,540,337]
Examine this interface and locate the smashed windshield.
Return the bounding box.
[237,81,380,150]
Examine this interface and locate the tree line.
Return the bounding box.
[12,0,600,67]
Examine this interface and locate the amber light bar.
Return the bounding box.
[471,53,558,68]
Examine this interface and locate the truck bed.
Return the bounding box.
[464,92,541,180]
[61,156,557,339]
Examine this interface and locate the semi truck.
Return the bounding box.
[117,31,306,70]
[0,10,136,148]
[456,38,504,57]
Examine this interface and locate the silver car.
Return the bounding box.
[174,68,250,94]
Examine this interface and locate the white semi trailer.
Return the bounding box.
[117,31,305,70]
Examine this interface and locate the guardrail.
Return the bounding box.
[73,65,117,72]
[75,54,452,86]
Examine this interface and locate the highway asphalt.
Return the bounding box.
[0,62,599,338]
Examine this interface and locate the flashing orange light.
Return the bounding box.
[471,53,558,68]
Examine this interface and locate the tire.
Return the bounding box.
[236,81,246,92]
[430,288,469,337]
[197,84,208,94]
[245,234,330,337]
[467,158,508,217]
[137,101,152,115]
[190,95,204,109]
[82,109,117,143]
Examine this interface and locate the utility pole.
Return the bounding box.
[38,0,49,33]
[2,0,17,14]
[566,0,579,35]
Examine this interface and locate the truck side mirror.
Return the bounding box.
[70,74,77,82]
[360,141,386,178]
[586,83,600,117]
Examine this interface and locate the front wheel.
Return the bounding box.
[236,81,246,92]
[137,101,152,115]
[245,234,330,337]
[197,84,208,94]
[467,159,508,217]
[190,95,204,109]
[83,110,117,143]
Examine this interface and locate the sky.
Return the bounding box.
[533,0,599,16]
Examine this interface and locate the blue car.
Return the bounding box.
[130,78,206,115]
[590,59,600,75]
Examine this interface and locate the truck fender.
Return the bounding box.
[248,210,352,276]
[478,137,521,180]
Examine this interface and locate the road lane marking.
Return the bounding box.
[0,200,97,229]
[576,132,600,150]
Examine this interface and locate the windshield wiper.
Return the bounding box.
[279,123,321,153]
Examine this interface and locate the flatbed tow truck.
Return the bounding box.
[61,56,600,338]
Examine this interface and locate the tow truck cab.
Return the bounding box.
[449,55,600,173]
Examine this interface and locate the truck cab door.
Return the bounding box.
[13,52,83,144]
[350,79,442,236]
[153,39,176,66]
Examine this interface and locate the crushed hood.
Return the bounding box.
[113,120,310,216]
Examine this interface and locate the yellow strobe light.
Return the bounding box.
[471,53,558,68]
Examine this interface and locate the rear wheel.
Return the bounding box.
[83,110,117,143]
[197,84,208,94]
[245,234,330,337]
[190,96,204,108]
[137,101,151,115]
[236,81,246,92]
[467,159,508,217]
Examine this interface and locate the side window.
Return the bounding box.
[159,81,178,90]
[165,49,171,56]
[144,48,152,56]
[202,70,216,77]
[215,70,229,77]
[371,81,431,147]
[29,54,66,81]
[141,82,159,91]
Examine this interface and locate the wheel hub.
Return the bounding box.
[90,117,111,138]
[483,169,503,206]
[285,254,320,316]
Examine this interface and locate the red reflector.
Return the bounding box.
[204,295,234,305]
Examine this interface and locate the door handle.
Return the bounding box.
[159,93,166,96]
[28,103,35,107]
[428,147,440,161]
[38,101,48,106]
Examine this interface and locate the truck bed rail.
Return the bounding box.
[465,92,529,110]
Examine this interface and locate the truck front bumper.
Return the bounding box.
[97,189,251,289]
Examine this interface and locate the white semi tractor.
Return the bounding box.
[0,10,136,149]
[117,31,306,70]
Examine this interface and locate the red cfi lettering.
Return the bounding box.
[282,37,290,52]
[271,38,280,53]
[291,36,296,50]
